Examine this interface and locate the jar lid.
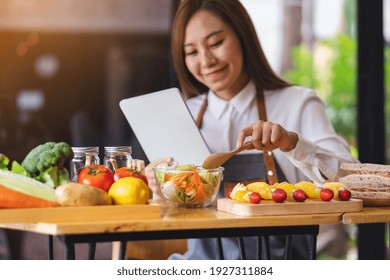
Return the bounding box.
[72,146,99,154]
[104,146,132,154]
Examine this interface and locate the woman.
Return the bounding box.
[146,0,359,259]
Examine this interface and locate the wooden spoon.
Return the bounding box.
[202,141,254,169]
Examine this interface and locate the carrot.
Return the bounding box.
[175,175,189,187]
[0,185,58,208]
[196,184,205,201]
[170,173,191,188]
[164,173,174,181]
[192,171,205,202]
[186,177,195,192]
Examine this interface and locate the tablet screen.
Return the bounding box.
[119,88,210,166]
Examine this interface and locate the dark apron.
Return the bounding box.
[169,153,312,260]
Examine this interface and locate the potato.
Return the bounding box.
[55,183,112,206]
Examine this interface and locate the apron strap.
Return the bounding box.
[195,94,208,128]
[196,90,279,185]
[256,90,279,185]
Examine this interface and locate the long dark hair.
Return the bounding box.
[171,0,291,99]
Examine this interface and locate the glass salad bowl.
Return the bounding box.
[153,163,224,208]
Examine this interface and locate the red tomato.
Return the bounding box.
[226,188,233,199]
[249,192,261,204]
[114,167,148,186]
[77,164,114,192]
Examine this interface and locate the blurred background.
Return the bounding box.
[0,0,175,163]
[1,0,389,162]
[0,0,389,260]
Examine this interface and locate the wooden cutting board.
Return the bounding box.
[217,198,363,216]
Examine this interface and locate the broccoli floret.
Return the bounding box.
[11,160,31,177]
[58,168,71,185]
[36,166,71,188]
[36,166,59,188]
[22,142,73,175]
[1,153,32,177]
[0,154,10,170]
[21,142,74,188]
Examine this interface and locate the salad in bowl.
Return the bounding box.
[153,163,224,207]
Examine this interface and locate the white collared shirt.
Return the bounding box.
[186,80,359,185]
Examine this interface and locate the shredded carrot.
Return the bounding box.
[196,186,204,201]
[170,173,189,188]
[169,172,187,182]
[176,174,189,186]
[170,172,196,188]
[167,168,207,202]
[164,173,174,181]
[186,178,195,192]
[192,170,205,202]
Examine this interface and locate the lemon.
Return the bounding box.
[108,177,150,205]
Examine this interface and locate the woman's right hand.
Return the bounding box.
[236,120,298,152]
[145,157,173,195]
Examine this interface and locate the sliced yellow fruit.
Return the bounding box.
[247,181,272,200]
[229,183,249,203]
[242,191,253,203]
[274,182,296,201]
[275,181,296,193]
[295,181,320,199]
[323,182,348,192]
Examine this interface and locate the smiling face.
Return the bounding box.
[183,9,249,100]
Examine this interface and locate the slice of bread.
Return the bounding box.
[340,163,390,177]
[351,190,390,199]
[340,163,390,201]
[339,174,390,192]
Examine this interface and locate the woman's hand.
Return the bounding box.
[236,120,298,152]
[145,157,173,195]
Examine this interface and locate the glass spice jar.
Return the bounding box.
[103,146,133,173]
[70,146,100,182]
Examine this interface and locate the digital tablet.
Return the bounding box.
[119,88,210,165]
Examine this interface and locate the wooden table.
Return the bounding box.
[0,203,344,260]
[343,207,390,260]
[343,207,390,224]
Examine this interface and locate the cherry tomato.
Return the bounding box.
[226,188,233,199]
[77,164,114,192]
[114,167,148,185]
[249,192,261,204]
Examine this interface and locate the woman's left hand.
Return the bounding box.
[236,120,298,152]
[145,157,173,194]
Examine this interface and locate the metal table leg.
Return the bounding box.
[261,236,271,260]
[64,239,75,260]
[284,235,293,259]
[88,242,96,260]
[257,236,262,259]
[238,237,246,260]
[48,236,54,260]
[217,238,224,260]
[119,241,127,260]
[309,233,317,260]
